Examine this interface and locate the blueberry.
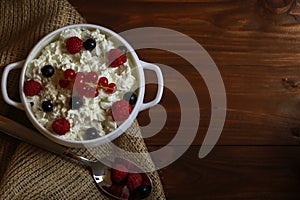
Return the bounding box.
[123,92,137,105]
[117,45,128,54]
[137,185,152,198]
[85,127,98,140]
[41,65,54,77]
[69,96,83,110]
[83,38,96,51]
[42,100,53,112]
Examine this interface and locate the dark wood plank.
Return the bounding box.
[137,56,300,145]
[67,0,300,199]
[150,146,300,200]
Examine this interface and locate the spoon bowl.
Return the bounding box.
[66,151,153,200]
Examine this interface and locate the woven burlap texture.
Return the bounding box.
[0,0,165,199]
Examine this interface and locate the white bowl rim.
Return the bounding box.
[19,23,146,148]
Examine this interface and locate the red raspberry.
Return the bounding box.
[66,36,83,54]
[114,158,135,171]
[126,173,142,191]
[111,100,132,122]
[52,118,70,135]
[24,79,42,96]
[108,48,127,67]
[140,173,151,186]
[111,164,128,183]
[84,71,98,83]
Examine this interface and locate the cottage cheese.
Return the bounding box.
[25,28,137,140]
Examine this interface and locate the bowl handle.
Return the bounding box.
[1,60,25,110]
[139,61,164,111]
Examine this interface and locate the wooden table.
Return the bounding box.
[69,0,300,199]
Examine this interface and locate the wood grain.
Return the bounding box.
[149,146,300,199]
[68,0,300,199]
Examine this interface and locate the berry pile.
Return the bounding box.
[58,68,118,98]
[103,159,152,200]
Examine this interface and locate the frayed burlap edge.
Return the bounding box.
[0,0,165,199]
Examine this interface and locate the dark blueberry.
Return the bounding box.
[117,45,128,54]
[123,92,137,105]
[83,38,96,51]
[85,127,98,140]
[42,100,53,112]
[41,65,55,77]
[69,96,83,110]
[137,184,152,198]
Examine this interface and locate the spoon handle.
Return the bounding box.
[0,115,68,155]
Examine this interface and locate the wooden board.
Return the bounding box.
[68,0,300,199]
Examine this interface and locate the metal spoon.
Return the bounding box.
[0,115,152,200]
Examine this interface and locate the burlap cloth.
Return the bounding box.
[0,0,165,199]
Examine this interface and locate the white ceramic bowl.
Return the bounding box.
[1,24,163,148]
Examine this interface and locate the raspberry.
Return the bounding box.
[126,173,142,191]
[24,79,42,96]
[66,36,83,54]
[114,158,135,171]
[108,48,127,67]
[140,173,151,186]
[108,184,123,195]
[52,118,70,135]
[84,72,98,83]
[111,100,132,122]
[111,164,128,183]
